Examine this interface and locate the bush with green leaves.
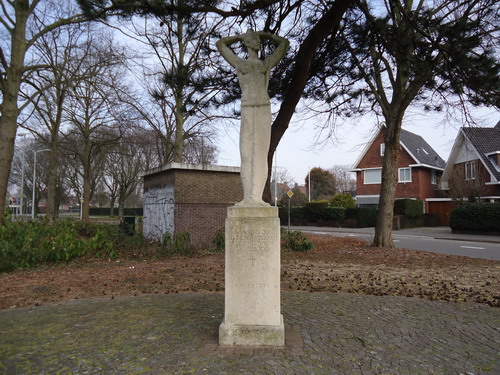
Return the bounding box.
[394,199,423,218]
[330,193,356,209]
[0,217,116,272]
[345,207,378,228]
[211,228,225,253]
[450,203,500,232]
[161,231,193,256]
[281,229,314,252]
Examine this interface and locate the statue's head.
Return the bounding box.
[243,30,260,53]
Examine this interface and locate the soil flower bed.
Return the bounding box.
[0,234,498,310]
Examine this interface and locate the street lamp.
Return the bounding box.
[17,133,27,216]
[32,149,50,219]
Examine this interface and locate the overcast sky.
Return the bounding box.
[216,106,499,185]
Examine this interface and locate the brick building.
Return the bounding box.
[440,123,500,201]
[142,163,242,246]
[351,127,445,210]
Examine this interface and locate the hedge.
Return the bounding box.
[450,203,500,233]
[279,205,345,226]
[89,207,143,216]
[346,207,378,228]
[394,199,423,218]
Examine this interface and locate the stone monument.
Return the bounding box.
[216,30,289,347]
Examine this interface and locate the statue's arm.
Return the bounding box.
[216,35,242,68]
[258,32,289,68]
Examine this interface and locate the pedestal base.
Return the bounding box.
[219,205,284,347]
[219,315,285,347]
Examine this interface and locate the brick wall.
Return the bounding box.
[173,168,243,245]
[452,161,500,197]
[174,169,242,204]
[143,164,243,245]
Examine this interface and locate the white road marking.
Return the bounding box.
[460,246,485,250]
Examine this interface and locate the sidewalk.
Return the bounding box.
[291,225,500,244]
[1,292,498,374]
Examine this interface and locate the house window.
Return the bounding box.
[431,170,437,185]
[364,169,382,184]
[465,161,476,180]
[398,167,412,183]
[380,143,385,156]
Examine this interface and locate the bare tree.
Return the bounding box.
[329,165,355,194]
[103,127,144,217]
[0,0,108,224]
[21,20,92,219]
[61,35,126,221]
[118,12,229,165]
[446,164,487,203]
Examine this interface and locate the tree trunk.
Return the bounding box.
[173,98,184,163]
[372,118,403,248]
[82,168,91,222]
[118,201,124,218]
[46,145,59,220]
[109,197,116,217]
[0,7,29,225]
[263,0,354,202]
[0,117,18,224]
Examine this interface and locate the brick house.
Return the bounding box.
[351,126,446,210]
[440,122,500,202]
[142,163,242,246]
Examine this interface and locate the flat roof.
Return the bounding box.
[140,163,240,177]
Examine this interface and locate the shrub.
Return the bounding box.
[450,203,500,232]
[161,231,193,256]
[0,218,146,272]
[346,207,378,228]
[394,199,423,218]
[280,204,346,226]
[330,193,356,209]
[303,200,345,225]
[281,229,314,252]
[211,228,225,253]
[0,219,83,270]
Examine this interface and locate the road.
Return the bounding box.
[293,226,500,261]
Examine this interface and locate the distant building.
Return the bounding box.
[351,126,445,211]
[440,122,500,201]
[142,163,242,246]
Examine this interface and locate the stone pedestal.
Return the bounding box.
[219,205,284,347]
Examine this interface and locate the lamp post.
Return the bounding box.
[16,133,27,216]
[32,149,50,219]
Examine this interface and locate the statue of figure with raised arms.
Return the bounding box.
[217,30,289,206]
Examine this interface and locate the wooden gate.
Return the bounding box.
[428,201,458,226]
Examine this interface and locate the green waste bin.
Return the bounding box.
[122,216,136,235]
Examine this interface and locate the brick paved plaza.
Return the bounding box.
[1,292,498,374]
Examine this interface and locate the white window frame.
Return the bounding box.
[398,167,412,183]
[364,168,382,184]
[465,161,476,180]
[380,143,385,156]
[431,170,437,185]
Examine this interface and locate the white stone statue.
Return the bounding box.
[217,30,289,206]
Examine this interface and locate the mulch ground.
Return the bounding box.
[1,235,498,310]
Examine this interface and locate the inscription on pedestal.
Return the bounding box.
[220,206,284,346]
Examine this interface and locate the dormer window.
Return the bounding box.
[486,151,500,171]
